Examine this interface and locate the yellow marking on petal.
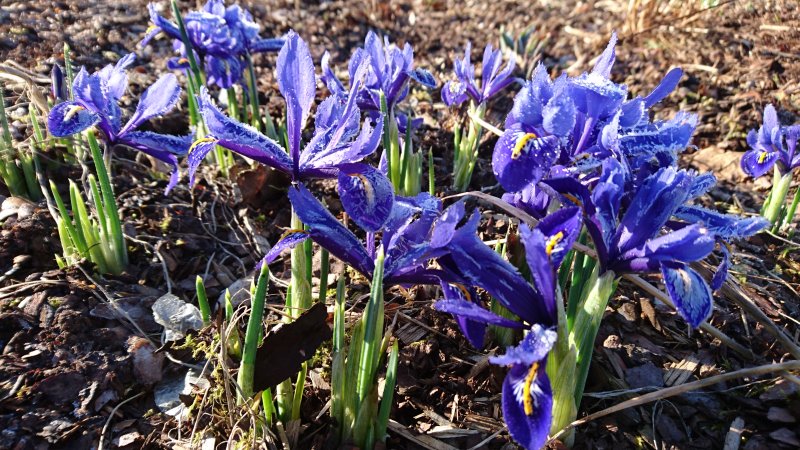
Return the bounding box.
[758,151,769,164]
[545,231,564,257]
[522,362,539,416]
[177,57,190,65]
[63,104,85,122]
[350,173,375,208]
[454,283,472,302]
[145,25,159,34]
[189,137,218,154]
[511,133,538,160]
[563,193,582,207]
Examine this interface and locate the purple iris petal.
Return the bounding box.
[430,200,467,248]
[592,158,626,248]
[120,73,181,135]
[198,90,293,173]
[661,262,713,328]
[443,218,546,326]
[619,224,715,273]
[569,73,627,121]
[119,131,191,194]
[674,205,769,239]
[500,363,553,450]
[435,298,524,330]
[542,81,576,137]
[489,325,556,450]
[687,172,717,199]
[533,206,583,268]
[141,3,181,47]
[336,163,395,232]
[741,147,780,178]
[277,31,317,176]
[47,101,101,137]
[592,32,617,78]
[620,112,697,159]
[442,80,468,107]
[205,55,243,89]
[644,67,683,108]
[437,283,486,348]
[490,324,557,367]
[506,65,554,130]
[519,225,557,321]
[711,244,730,291]
[97,53,135,101]
[492,130,559,192]
[263,230,311,264]
[614,167,693,255]
[320,51,346,97]
[501,184,552,220]
[288,184,375,276]
[250,37,285,52]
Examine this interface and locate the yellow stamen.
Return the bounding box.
[545,231,564,257]
[522,362,539,416]
[758,152,768,164]
[189,137,218,154]
[511,133,538,160]
[63,104,85,122]
[454,283,472,302]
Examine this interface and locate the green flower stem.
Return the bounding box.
[764,169,793,228]
[375,340,399,444]
[547,289,577,446]
[356,248,385,405]
[86,129,127,271]
[568,268,617,405]
[237,263,269,402]
[262,388,275,426]
[782,186,800,237]
[452,102,485,192]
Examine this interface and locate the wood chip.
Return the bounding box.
[387,420,460,450]
[396,322,428,344]
[664,355,700,386]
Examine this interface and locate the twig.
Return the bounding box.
[692,263,800,360]
[550,360,800,442]
[97,392,145,450]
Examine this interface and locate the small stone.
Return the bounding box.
[770,428,800,447]
[767,407,796,423]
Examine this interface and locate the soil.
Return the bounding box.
[1,0,800,449]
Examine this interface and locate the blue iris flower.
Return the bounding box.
[547,158,767,327]
[190,31,390,231]
[741,104,800,178]
[493,33,687,196]
[435,206,582,449]
[47,53,191,193]
[320,30,436,122]
[441,42,516,107]
[141,0,284,88]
